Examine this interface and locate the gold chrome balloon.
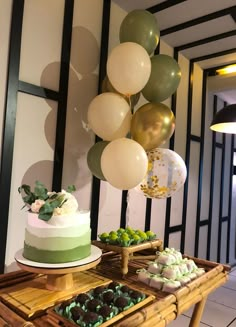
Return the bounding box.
[130,102,175,151]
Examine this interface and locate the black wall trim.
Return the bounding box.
[0,0,24,273]
[192,48,236,62]
[160,6,236,36]
[207,95,217,260]
[163,49,178,248]
[120,191,128,229]
[145,199,152,231]
[176,30,236,52]
[194,70,207,257]
[227,135,234,262]
[216,142,223,148]
[217,132,226,262]
[191,135,201,142]
[147,0,187,14]
[52,0,74,191]
[90,0,111,240]
[18,81,59,101]
[169,225,183,233]
[180,61,194,253]
[199,220,208,226]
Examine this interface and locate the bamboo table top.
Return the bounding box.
[0,251,230,327]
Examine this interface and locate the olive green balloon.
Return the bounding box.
[87,141,109,180]
[119,10,160,55]
[131,102,175,151]
[102,75,140,109]
[142,54,181,103]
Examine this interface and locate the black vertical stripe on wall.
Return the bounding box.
[194,70,207,258]
[90,0,111,240]
[164,49,179,248]
[52,0,74,191]
[217,104,227,262]
[145,199,152,232]
[0,0,24,274]
[180,61,194,253]
[207,95,217,260]
[144,42,161,234]
[120,191,128,229]
[227,135,234,262]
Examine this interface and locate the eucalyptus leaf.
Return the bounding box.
[66,185,76,193]
[34,181,48,200]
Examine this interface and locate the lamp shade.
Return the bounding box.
[210,104,236,134]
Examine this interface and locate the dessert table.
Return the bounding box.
[0,247,230,327]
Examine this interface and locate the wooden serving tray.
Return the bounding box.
[0,271,111,320]
[47,284,155,327]
[173,255,230,315]
[93,239,163,276]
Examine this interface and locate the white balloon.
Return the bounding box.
[101,138,148,190]
[107,42,151,95]
[87,92,132,141]
[137,148,187,199]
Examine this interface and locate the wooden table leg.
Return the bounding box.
[121,249,130,277]
[189,297,207,327]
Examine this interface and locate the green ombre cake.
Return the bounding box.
[19,182,91,264]
[24,210,91,263]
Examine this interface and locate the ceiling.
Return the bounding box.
[113,0,236,103]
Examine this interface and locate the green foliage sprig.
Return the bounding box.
[18,181,76,221]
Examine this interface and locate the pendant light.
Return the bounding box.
[210,104,236,134]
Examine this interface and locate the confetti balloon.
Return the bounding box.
[137,148,187,199]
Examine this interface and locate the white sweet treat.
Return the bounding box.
[156,253,176,265]
[162,280,181,293]
[147,262,163,274]
[183,259,198,272]
[178,262,189,275]
[162,265,181,280]
[149,275,167,290]
[176,275,191,286]
[195,268,205,277]
[172,250,182,263]
[187,272,197,280]
[137,269,152,285]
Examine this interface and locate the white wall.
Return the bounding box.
[1,0,235,272]
[2,0,103,272]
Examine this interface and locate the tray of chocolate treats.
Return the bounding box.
[47,281,155,327]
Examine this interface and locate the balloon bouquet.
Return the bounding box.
[87,10,187,199]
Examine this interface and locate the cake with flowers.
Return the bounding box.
[18,181,91,263]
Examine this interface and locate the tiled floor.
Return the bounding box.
[168,266,236,327]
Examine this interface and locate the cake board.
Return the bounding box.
[14,245,102,291]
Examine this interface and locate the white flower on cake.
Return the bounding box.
[18,181,77,221]
[53,190,78,216]
[31,199,45,213]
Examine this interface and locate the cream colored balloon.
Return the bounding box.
[87,92,132,141]
[107,42,151,95]
[101,138,148,190]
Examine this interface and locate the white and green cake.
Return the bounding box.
[19,184,91,264]
[23,210,91,263]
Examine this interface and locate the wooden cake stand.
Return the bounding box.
[15,245,102,291]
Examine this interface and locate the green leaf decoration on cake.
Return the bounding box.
[18,181,77,221]
[98,227,156,246]
[67,184,76,193]
[34,181,48,200]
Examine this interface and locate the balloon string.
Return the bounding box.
[126,190,131,227]
[127,95,133,114]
